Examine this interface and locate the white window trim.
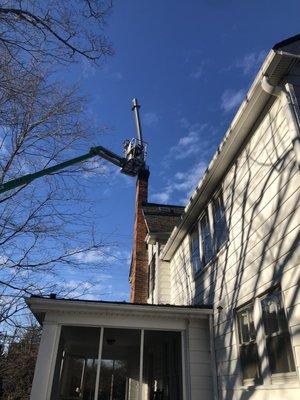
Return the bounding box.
[235,291,299,388]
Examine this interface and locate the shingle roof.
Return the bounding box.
[142,202,184,237]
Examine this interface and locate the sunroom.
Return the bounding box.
[26,296,215,400]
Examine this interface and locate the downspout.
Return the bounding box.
[261,75,300,169]
[209,314,219,400]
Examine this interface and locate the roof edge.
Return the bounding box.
[273,33,300,50]
[26,296,213,324]
[161,36,300,261]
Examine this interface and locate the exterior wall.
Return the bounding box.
[157,258,171,304]
[168,80,300,399]
[147,242,171,304]
[187,318,214,400]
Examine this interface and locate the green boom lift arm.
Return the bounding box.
[0,99,147,195]
[0,143,146,195]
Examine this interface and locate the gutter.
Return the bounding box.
[261,75,300,169]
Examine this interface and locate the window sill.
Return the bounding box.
[237,373,299,390]
[271,372,298,384]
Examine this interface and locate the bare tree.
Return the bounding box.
[0,59,114,330]
[0,0,114,68]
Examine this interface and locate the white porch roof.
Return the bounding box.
[26,296,213,326]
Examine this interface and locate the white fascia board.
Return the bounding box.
[160,49,299,261]
[25,297,213,324]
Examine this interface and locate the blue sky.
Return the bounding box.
[57,0,300,301]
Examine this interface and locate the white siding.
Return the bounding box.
[188,318,213,400]
[168,82,300,399]
[157,259,171,303]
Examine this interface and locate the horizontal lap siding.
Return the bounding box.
[188,319,213,399]
[169,91,300,398]
[157,260,171,303]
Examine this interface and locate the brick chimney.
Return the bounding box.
[130,168,150,303]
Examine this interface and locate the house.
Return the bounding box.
[27,34,300,400]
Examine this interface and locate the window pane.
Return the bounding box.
[213,194,228,250]
[200,212,213,265]
[98,328,140,400]
[266,335,296,374]
[148,257,156,299]
[51,326,100,400]
[237,305,256,343]
[143,331,182,400]
[240,343,261,381]
[261,292,280,335]
[190,227,201,272]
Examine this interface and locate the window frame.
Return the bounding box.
[235,287,297,387]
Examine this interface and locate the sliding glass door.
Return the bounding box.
[51,327,183,400]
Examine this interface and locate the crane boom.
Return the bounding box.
[0,99,148,195]
[0,145,140,195]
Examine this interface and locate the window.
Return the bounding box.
[236,304,261,382]
[236,289,296,386]
[190,225,201,273]
[148,256,156,300]
[213,192,228,250]
[261,289,296,374]
[189,189,228,273]
[200,211,213,266]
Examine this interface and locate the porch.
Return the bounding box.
[26,297,215,400]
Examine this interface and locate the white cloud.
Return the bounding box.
[236,50,267,75]
[179,117,190,129]
[61,279,112,300]
[190,66,203,79]
[143,112,159,127]
[73,247,131,266]
[109,72,123,80]
[151,192,170,203]
[221,88,245,113]
[168,122,214,161]
[151,161,207,205]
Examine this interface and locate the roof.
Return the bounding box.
[142,202,184,242]
[26,295,213,325]
[273,33,300,50]
[161,33,300,261]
